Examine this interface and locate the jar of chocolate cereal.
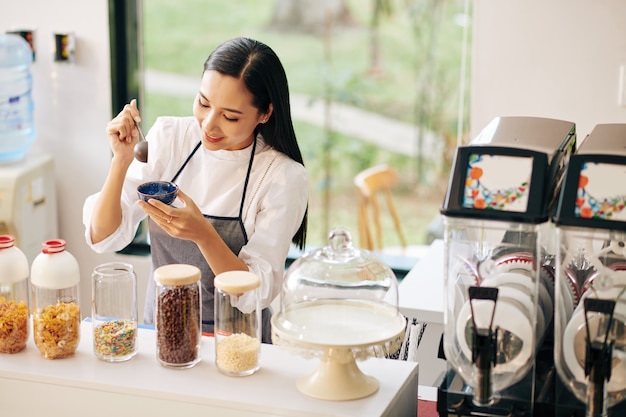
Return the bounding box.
[0,235,30,354]
[154,264,201,368]
[30,239,81,360]
[214,270,261,376]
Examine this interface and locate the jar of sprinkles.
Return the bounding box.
[92,262,138,362]
[154,264,201,368]
[214,270,261,376]
[0,235,30,354]
[30,239,81,360]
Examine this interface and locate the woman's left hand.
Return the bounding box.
[137,189,212,242]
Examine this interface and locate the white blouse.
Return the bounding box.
[83,116,309,309]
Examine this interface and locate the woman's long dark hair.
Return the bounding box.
[204,37,308,249]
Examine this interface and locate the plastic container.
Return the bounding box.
[0,34,35,163]
[92,262,138,362]
[154,264,201,368]
[214,270,261,376]
[30,239,81,359]
[0,235,30,353]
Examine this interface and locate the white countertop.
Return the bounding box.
[0,321,418,417]
[398,239,445,324]
[397,239,447,387]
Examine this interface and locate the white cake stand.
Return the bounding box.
[271,299,406,401]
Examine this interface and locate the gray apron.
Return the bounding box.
[144,139,273,343]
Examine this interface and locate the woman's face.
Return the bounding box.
[193,70,270,151]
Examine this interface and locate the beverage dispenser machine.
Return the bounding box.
[438,116,576,416]
[552,123,626,417]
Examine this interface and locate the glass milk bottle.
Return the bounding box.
[214,270,261,376]
[0,235,30,353]
[31,239,81,359]
[154,264,201,368]
[92,262,138,362]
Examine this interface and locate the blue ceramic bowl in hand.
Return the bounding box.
[137,181,179,205]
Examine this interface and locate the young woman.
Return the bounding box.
[83,37,308,342]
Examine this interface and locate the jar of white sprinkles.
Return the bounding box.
[214,270,261,376]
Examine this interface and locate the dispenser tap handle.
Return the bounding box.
[583,298,616,382]
[468,286,499,367]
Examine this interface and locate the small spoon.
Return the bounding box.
[133,122,148,163]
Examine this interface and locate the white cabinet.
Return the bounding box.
[0,321,418,416]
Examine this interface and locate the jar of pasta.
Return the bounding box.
[0,235,30,354]
[30,239,81,359]
[92,262,138,362]
[214,270,261,376]
[154,264,201,368]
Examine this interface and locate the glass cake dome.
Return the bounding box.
[271,227,406,401]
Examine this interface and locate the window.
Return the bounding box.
[112,0,472,254]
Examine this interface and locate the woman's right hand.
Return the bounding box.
[106,98,142,165]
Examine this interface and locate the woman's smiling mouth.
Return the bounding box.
[205,134,224,143]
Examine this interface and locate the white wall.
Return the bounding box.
[1,0,152,320]
[470,0,626,140]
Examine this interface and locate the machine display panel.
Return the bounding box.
[462,153,533,213]
[575,161,626,221]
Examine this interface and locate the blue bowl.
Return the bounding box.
[137,181,179,205]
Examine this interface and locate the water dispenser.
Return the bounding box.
[0,153,58,263]
[553,123,626,417]
[0,33,36,163]
[438,116,576,416]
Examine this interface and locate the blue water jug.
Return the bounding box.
[0,34,35,163]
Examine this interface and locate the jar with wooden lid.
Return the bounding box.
[0,235,30,354]
[30,239,81,359]
[154,264,201,368]
[214,270,261,376]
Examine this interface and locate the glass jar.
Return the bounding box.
[154,264,201,368]
[30,239,81,359]
[0,235,30,353]
[214,270,261,376]
[92,262,138,362]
